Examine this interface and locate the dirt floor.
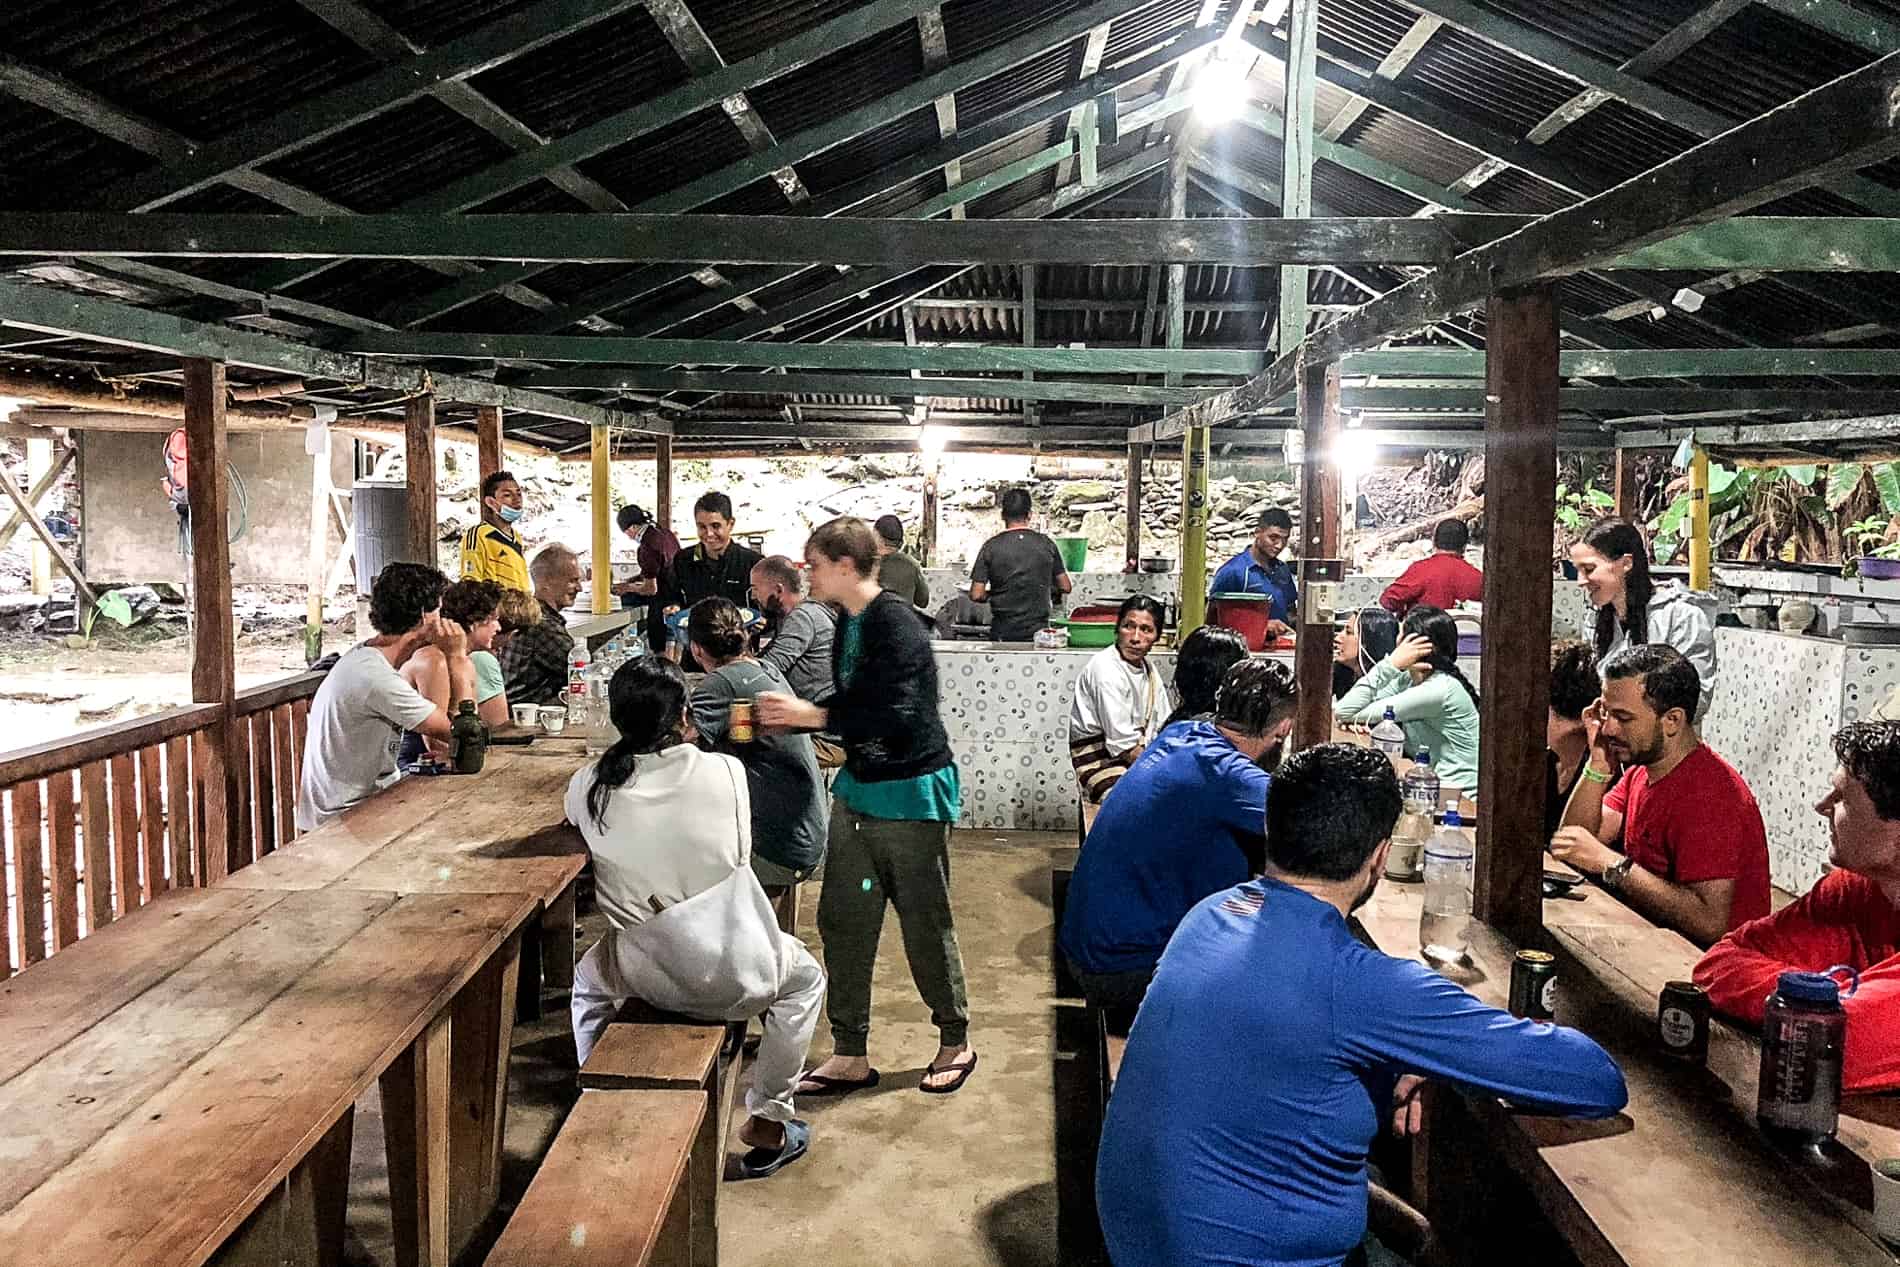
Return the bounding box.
[0,613,355,751]
[337,830,1066,1267]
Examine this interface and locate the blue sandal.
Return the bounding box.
[732,1119,810,1180]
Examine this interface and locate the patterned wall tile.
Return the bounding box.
[1842,646,1900,723]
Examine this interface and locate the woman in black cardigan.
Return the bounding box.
[755,516,977,1096]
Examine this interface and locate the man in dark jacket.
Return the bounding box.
[649,490,764,668]
[756,516,977,1097]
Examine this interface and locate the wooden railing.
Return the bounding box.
[1,670,324,976]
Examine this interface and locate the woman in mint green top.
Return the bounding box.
[755,516,976,1097]
[1335,605,1481,799]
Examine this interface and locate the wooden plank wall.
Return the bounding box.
[1,677,320,976]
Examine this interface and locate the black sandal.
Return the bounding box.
[797,1068,881,1096]
[919,1051,978,1095]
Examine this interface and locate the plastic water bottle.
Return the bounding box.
[1402,750,1440,818]
[1385,801,1432,883]
[566,647,592,729]
[1370,707,1406,757]
[1420,808,1474,965]
[584,662,615,755]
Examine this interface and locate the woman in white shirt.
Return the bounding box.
[566,658,824,1179]
[1069,595,1171,802]
[1571,516,1717,719]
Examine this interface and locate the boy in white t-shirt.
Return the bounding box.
[296,563,478,832]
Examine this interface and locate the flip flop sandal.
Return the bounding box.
[732,1120,810,1181]
[797,1068,881,1096]
[919,1051,978,1095]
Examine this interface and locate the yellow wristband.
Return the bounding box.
[1581,763,1612,784]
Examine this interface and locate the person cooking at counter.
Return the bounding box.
[1210,508,1298,637]
[1069,596,1171,803]
[969,488,1071,643]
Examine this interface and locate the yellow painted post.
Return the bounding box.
[1180,426,1211,636]
[590,425,612,614]
[1689,445,1711,592]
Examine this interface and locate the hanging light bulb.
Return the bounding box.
[1193,49,1253,126]
[918,424,948,457]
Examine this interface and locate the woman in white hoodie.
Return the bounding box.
[565,658,824,1179]
[1570,517,1717,718]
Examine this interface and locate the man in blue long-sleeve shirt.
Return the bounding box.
[1098,744,1628,1267]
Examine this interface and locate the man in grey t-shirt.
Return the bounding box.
[750,555,837,703]
[970,488,1072,642]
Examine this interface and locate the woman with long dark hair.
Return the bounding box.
[754,516,978,1096]
[1161,625,1250,730]
[1069,594,1171,801]
[1570,516,1716,718]
[687,597,827,931]
[1332,605,1400,700]
[565,658,825,1179]
[1335,605,1482,798]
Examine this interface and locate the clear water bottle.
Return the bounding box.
[566,648,593,730]
[1419,808,1473,965]
[1758,966,1858,1143]
[1370,706,1406,757]
[1385,801,1432,882]
[1402,750,1440,818]
[584,662,615,755]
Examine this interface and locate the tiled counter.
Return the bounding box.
[923,568,1592,640]
[1700,630,1900,893]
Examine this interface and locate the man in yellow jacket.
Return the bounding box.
[460,470,531,593]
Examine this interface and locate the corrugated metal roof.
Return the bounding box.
[466,7,689,139]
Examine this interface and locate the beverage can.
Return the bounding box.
[1510,950,1558,1020]
[1657,980,1710,1062]
[730,699,756,743]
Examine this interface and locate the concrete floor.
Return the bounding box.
[339,828,1067,1267]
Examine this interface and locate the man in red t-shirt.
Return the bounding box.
[1695,721,1900,1092]
[1379,519,1484,616]
[1553,644,1770,946]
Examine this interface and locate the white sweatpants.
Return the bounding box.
[571,935,826,1124]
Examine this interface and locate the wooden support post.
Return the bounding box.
[1179,427,1210,636]
[1125,443,1146,567]
[921,459,941,567]
[1475,285,1559,941]
[591,425,613,615]
[1278,0,1320,358]
[475,404,503,491]
[404,395,437,566]
[184,358,236,885]
[305,432,328,666]
[655,435,673,534]
[1294,361,1341,753]
[25,436,51,595]
[1612,448,1631,522]
[1689,445,1711,592]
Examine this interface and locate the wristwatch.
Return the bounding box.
[1600,857,1635,891]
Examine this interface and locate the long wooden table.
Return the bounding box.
[1355,877,1896,1266]
[0,746,589,1267]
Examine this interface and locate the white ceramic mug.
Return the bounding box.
[1874,1157,1900,1246]
[539,707,567,735]
[510,703,539,727]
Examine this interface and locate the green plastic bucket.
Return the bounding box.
[1054,535,1089,572]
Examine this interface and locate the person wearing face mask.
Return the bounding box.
[750,554,838,705]
[1068,595,1171,803]
[460,471,531,593]
[1057,659,1297,1030]
[1554,644,1768,947]
[1571,516,1717,720]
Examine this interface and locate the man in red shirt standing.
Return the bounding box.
[1552,644,1770,946]
[1379,519,1484,615]
[1695,722,1900,1092]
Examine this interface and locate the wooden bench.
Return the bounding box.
[580,1016,746,1267]
[485,1089,702,1267]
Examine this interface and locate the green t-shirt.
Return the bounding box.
[472,650,505,704]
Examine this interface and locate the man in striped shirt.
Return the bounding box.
[460,471,531,594]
